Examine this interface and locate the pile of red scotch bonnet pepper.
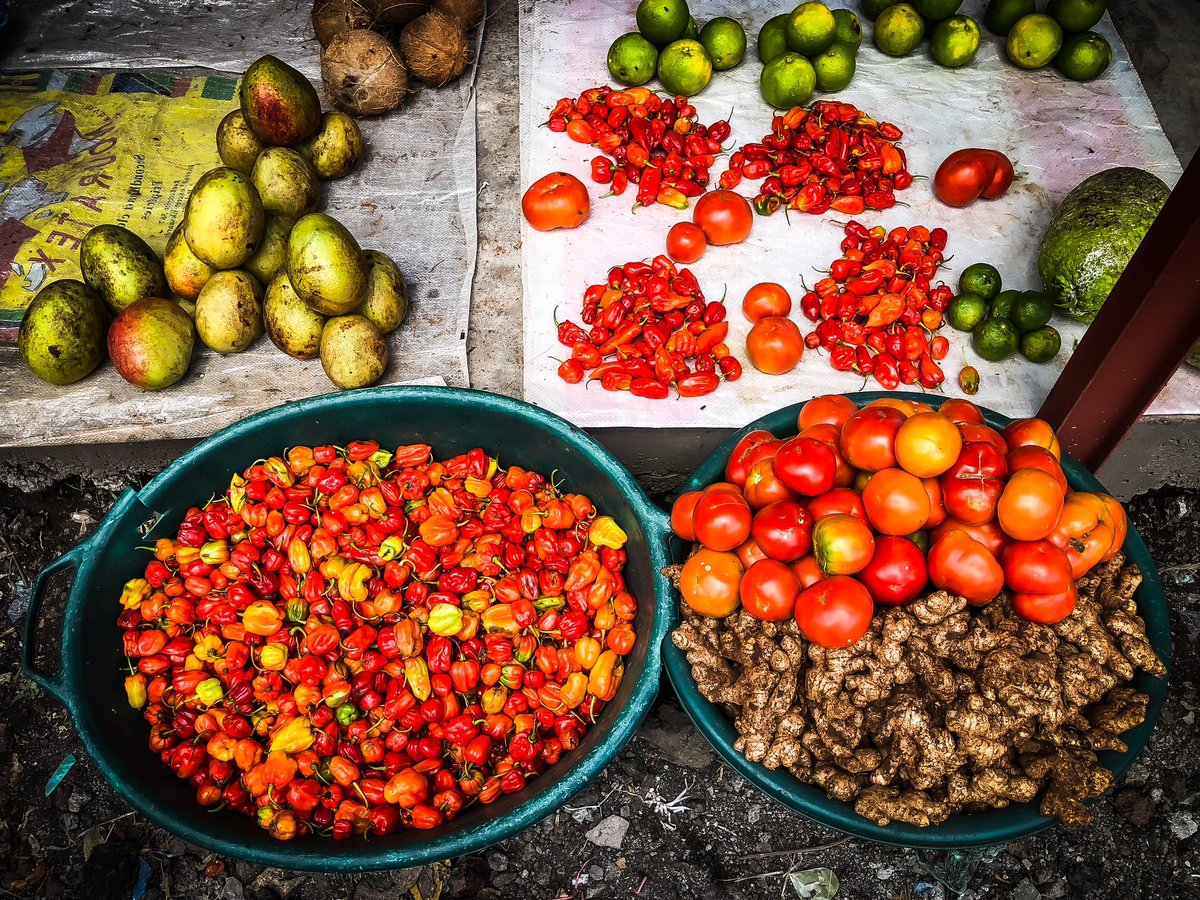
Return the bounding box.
[548,86,728,209]
[671,395,1129,648]
[116,440,639,840]
[555,254,739,399]
[801,221,952,390]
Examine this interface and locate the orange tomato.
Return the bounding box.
[797,423,857,487]
[745,317,803,374]
[1002,418,1061,459]
[798,394,858,430]
[735,537,769,569]
[789,555,826,588]
[938,398,984,425]
[1048,492,1114,578]
[840,405,906,472]
[1099,494,1127,560]
[867,397,918,417]
[742,282,792,322]
[812,513,875,575]
[958,422,1009,456]
[930,516,1009,558]
[665,222,707,263]
[863,468,930,535]
[997,468,1066,541]
[679,549,743,617]
[743,458,799,509]
[693,190,753,245]
[521,172,589,231]
[1005,445,1067,493]
[922,477,947,528]
[927,530,1004,605]
[670,491,704,542]
[895,412,963,478]
[807,487,868,523]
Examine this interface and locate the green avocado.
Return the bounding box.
[1037,167,1170,322]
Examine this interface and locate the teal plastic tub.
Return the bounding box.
[663,391,1172,848]
[21,386,675,871]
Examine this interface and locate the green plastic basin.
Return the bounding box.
[21,386,674,871]
[663,391,1172,849]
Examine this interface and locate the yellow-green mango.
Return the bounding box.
[287,213,367,315]
[216,110,265,174]
[80,224,165,314]
[264,271,326,359]
[183,167,265,269]
[195,270,264,353]
[355,250,409,334]
[245,215,294,285]
[320,314,387,389]
[18,279,109,384]
[252,147,319,219]
[298,111,363,179]
[163,223,215,300]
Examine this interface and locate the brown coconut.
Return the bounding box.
[312,0,376,47]
[321,29,408,116]
[433,0,483,28]
[371,0,432,28]
[398,10,470,87]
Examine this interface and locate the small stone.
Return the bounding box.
[1113,788,1156,827]
[875,865,894,880]
[1012,878,1040,900]
[1043,876,1068,899]
[616,858,627,870]
[1170,811,1199,841]
[589,865,605,882]
[492,873,516,888]
[222,877,244,900]
[748,804,762,825]
[67,789,90,813]
[487,852,508,873]
[585,815,629,849]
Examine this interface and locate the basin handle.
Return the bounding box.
[20,543,85,710]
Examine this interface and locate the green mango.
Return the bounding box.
[80,224,165,314]
[18,279,109,384]
[287,213,368,315]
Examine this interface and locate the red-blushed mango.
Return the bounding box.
[239,55,321,146]
[108,298,194,390]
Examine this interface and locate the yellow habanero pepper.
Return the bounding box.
[263,456,294,487]
[405,658,432,701]
[196,678,224,706]
[574,636,601,671]
[378,535,405,561]
[259,642,289,671]
[587,650,622,701]
[337,562,371,603]
[193,634,224,663]
[560,672,589,708]
[588,516,627,549]
[287,537,311,574]
[428,603,464,637]
[461,590,491,614]
[124,673,147,709]
[119,578,150,610]
[242,600,283,636]
[520,508,542,534]
[228,473,247,512]
[481,685,509,714]
[463,476,492,498]
[320,555,348,579]
[481,603,520,635]
[269,716,314,754]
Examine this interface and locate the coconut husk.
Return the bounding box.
[371,0,432,28]
[398,9,470,87]
[320,29,408,116]
[311,0,376,47]
[433,0,483,27]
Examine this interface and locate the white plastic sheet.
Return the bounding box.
[521,0,1190,428]
[0,0,478,446]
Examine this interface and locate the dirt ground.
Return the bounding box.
[0,480,1197,900]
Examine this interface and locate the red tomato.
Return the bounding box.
[692,490,752,551]
[799,394,859,430]
[742,282,792,322]
[863,468,930,535]
[665,222,707,264]
[895,412,963,478]
[922,477,947,528]
[1001,540,1073,594]
[812,513,875,575]
[679,549,743,617]
[930,516,1009,558]
[740,559,801,621]
[1002,418,1061,459]
[705,482,743,495]
[940,442,1009,526]
[1048,491,1115,578]
[751,501,813,562]
[745,317,803,375]
[858,536,928,606]
[521,172,589,231]
[1005,445,1067,493]
[797,423,857,487]
[807,488,868,523]
[997,469,1066,541]
[958,422,1008,456]
[1012,584,1078,625]
[938,398,984,426]
[932,148,1014,208]
[670,491,703,541]
[693,189,753,245]
[743,458,799,509]
[724,430,781,487]
[840,406,906,472]
[735,537,769,569]
[793,576,874,648]
[790,555,825,588]
[928,530,1005,605]
[773,436,836,496]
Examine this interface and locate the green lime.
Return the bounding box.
[813,41,857,91]
[1007,14,1064,69]
[607,33,659,86]
[637,0,691,46]
[683,15,699,39]
[1020,325,1062,362]
[983,0,1034,36]
[832,9,863,48]
[758,14,791,63]
[972,318,1020,362]
[786,2,837,57]
[959,262,1002,300]
[1056,31,1112,80]
[914,0,964,21]
[930,15,981,66]
[1047,0,1105,32]
[700,16,747,70]
[861,0,899,22]
[874,3,926,57]
[946,293,989,331]
[1011,290,1054,332]
[990,289,1020,319]
[760,52,817,109]
[657,39,713,94]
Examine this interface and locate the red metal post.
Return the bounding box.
[1037,152,1200,472]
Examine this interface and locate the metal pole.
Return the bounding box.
[1037,153,1200,472]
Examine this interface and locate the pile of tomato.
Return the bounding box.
[554,254,739,398]
[721,101,913,216]
[548,86,725,209]
[116,441,638,840]
[672,394,1128,648]
[800,222,953,390]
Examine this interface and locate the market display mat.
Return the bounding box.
[521,0,1192,428]
[0,0,477,446]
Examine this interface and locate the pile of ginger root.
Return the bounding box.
[671,554,1166,827]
